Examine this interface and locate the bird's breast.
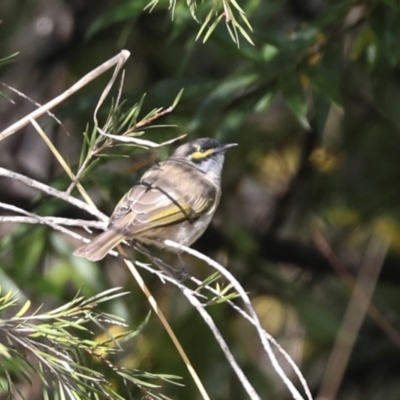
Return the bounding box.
[138,210,216,250]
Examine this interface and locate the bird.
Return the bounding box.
[74,138,237,261]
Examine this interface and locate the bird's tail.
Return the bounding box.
[73,230,125,261]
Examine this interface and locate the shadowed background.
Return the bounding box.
[1,0,400,399]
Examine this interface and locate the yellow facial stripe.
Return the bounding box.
[190,148,214,160]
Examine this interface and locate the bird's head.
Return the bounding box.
[171,138,237,180]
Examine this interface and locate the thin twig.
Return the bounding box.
[138,245,311,399]
[189,275,313,400]
[0,124,309,399]
[27,120,208,399]
[93,52,130,130]
[138,251,311,399]
[312,230,400,348]
[29,118,97,209]
[0,198,307,400]
[0,50,130,141]
[316,233,389,400]
[0,167,107,222]
[183,285,261,400]
[0,202,92,242]
[115,70,125,111]
[70,106,184,194]
[164,240,310,400]
[96,128,185,147]
[0,80,67,135]
[0,215,104,229]
[118,247,212,400]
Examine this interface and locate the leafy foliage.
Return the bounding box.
[2,0,400,399]
[0,287,180,399]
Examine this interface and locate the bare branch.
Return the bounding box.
[0,167,107,222]
[189,275,313,400]
[0,215,105,229]
[316,234,390,400]
[0,50,130,141]
[0,202,94,242]
[182,284,262,400]
[164,239,311,400]
[312,230,400,348]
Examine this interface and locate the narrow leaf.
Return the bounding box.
[15,300,31,318]
[172,88,184,109]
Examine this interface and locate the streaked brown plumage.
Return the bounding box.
[74,138,237,261]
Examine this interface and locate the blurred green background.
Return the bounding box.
[2,0,400,399]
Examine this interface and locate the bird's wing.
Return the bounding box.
[108,180,215,236]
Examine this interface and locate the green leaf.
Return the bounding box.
[254,91,275,113]
[239,10,253,32]
[196,9,214,42]
[79,158,100,179]
[226,20,239,45]
[261,44,279,61]
[11,228,46,283]
[172,88,184,109]
[280,74,310,130]
[350,26,375,61]
[186,0,199,22]
[79,131,89,167]
[0,52,18,68]
[0,342,11,359]
[15,300,31,318]
[96,153,130,158]
[232,19,254,46]
[87,2,144,38]
[191,74,258,131]
[203,13,224,43]
[125,102,145,131]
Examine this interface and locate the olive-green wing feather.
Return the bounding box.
[74,158,218,261]
[109,181,215,236]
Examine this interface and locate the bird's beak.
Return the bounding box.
[216,143,238,153]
